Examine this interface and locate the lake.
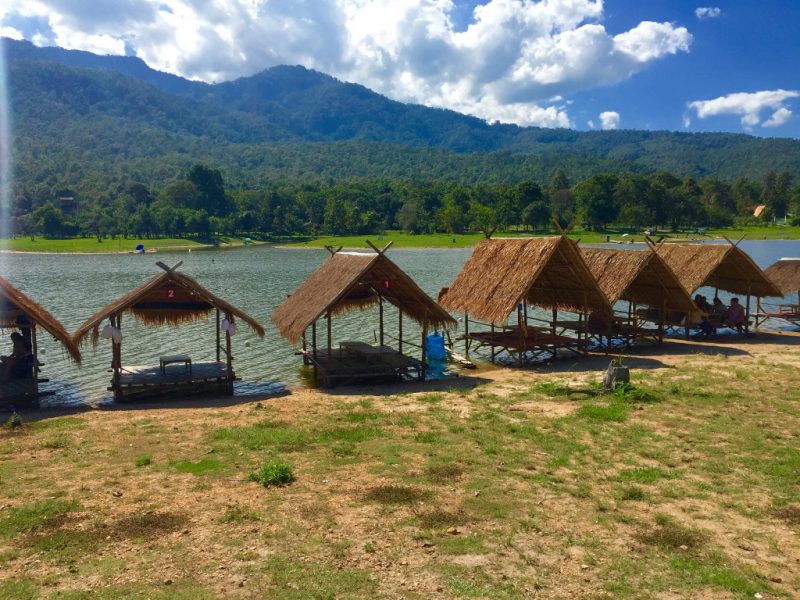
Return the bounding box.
[1,239,798,406]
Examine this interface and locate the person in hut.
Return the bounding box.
[1,332,33,382]
[694,294,713,314]
[725,297,746,333]
[711,297,727,319]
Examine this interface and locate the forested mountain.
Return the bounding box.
[6,36,800,197]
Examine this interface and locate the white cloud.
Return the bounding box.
[0,0,693,127]
[0,26,23,40]
[688,89,799,129]
[763,107,792,128]
[695,7,721,20]
[599,111,620,130]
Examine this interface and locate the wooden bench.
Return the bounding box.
[159,354,192,374]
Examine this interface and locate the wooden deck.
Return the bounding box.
[467,327,586,365]
[302,344,423,387]
[111,361,234,402]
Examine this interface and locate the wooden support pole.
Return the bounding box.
[379,296,384,346]
[490,322,496,363]
[659,298,666,344]
[464,313,470,355]
[327,311,332,357]
[215,309,221,363]
[225,328,233,394]
[398,309,403,354]
[420,318,428,381]
[745,289,751,335]
[31,324,39,399]
[311,320,318,380]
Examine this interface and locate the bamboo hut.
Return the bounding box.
[72,261,265,402]
[0,276,81,406]
[756,258,800,326]
[271,243,456,386]
[656,242,782,333]
[439,236,611,365]
[580,247,696,348]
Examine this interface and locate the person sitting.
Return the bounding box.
[1,332,33,382]
[711,297,727,319]
[696,315,716,337]
[694,294,713,313]
[725,297,746,333]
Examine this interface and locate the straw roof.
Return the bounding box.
[580,247,696,313]
[656,243,781,298]
[439,236,611,325]
[72,263,265,345]
[0,276,81,362]
[764,258,800,295]
[271,250,456,344]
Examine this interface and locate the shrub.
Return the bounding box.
[135,454,152,467]
[249,460,294,488]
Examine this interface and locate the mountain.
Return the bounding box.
[5,36,800,196]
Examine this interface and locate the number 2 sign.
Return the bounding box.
[166,288,176,299]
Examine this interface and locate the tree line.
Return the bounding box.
[5,165,799,240]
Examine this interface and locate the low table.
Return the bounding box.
[159,354,192,374]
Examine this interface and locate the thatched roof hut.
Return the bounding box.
[439,236,611,325]
[580,247,695,313]
[656,243,781,298]
[73,261,265,346]
[0,276,81,363]
[764,258,800,296]
[272,250,455,345]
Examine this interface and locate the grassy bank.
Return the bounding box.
[287,225,800,249]
[0,237,260,254]
[0,333,798,598]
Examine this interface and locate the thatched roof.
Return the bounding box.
[0,276,81,362]
[764,258,800,295]
[271,250,456,344]
[439,236,611,325]
[72,263,265,346]
[656,243,782,298]
[580,247,696,313]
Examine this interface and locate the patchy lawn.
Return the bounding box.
[0,333,798,598]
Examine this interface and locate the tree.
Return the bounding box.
[575,174,618,230]
[521,201,551,231]
[186,164,232,216]
[31,203,64,238]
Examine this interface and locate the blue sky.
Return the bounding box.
[1,0,798,137]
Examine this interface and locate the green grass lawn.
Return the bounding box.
[0,236,248,253]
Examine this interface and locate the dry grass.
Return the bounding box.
[0,332,799,598]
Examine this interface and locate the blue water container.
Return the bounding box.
[426,333,446,377]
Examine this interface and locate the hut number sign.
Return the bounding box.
[166,288,176,299]
[381,280,391,290]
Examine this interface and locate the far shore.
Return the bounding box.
[2,226,799,253]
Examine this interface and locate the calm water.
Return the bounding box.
[1,240,798,406]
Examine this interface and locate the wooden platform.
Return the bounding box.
[467,327,586,365]
[302,344,423,387]
[111,361,234,402]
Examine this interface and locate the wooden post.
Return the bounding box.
[311,320,318,380]
[490,322,496,363]
[745,288,751,334]
[517,303,524,367]
[420,318,428,381]
[464,312,470,355]
[112,313,122,401]
[659,298,666,344]
[398,309,403,354]
[215,308,221,363]
[327,310,332,357]
[225,327,233,394]
[31,324,39,400]
[379,296,384,347]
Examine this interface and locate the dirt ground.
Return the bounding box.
[1,331,799,599]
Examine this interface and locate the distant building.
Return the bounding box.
[59,196,76,216]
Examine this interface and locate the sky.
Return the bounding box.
[1,0,798,137]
